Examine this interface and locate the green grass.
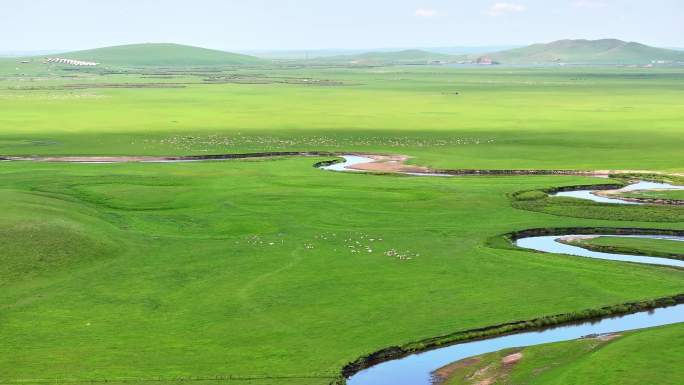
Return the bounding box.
[1,64,684,384]
[566,236,684,259]
[440,323,684,385]
[1,159,683,384]
[0,66,683,172]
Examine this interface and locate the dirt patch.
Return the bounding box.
[432,357,481,383]
[557,235,598,243]
[346,154,431,173]
[433,352,523,385]
[469,364,495,384]
[596,333,622,342]
[475,379,495,385]
[501,352,523,365]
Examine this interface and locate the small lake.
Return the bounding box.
[347,234,684,385]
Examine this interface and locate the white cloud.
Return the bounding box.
[415,8,437,18]
[573,1,606,8]
[485,2,526,17]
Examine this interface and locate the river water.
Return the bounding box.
[347,234,684,385]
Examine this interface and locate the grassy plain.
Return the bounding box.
[1,62,683,384]
[1,64,683,171]
[1,159,683,384]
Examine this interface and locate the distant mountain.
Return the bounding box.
[316,49,455,65]
[49,43,267,66]
[246,46,519,60]
[482,39,684,64]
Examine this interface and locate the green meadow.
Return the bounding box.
[1,61,683,384]
[1,66,683,171]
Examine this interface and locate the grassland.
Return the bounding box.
[2,159,683,384]
[1,65,683,172]
[1,60,683,384]
[440,323,684,385]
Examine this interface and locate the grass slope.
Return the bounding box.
[487,39,684,64]
[441,323,684,385]
[58,43,266,66]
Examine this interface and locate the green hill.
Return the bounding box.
[484,39,684,64]
[318,49,455,65]
[53,43,266,67]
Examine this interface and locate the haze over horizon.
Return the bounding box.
[2,0,682,53]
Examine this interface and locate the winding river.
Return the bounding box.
[321,155,684,385]
[346,234,684,385]
[4,152,683,384]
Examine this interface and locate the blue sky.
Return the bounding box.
[2,0,682,51]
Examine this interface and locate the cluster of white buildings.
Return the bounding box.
[45,57,99,66]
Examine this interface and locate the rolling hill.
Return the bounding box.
[50,43,267,67]
[483,39,684,64]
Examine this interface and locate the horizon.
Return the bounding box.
[2,1,682,52]
[2,39,683,59]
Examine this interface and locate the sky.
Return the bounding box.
[1,0,682,52]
